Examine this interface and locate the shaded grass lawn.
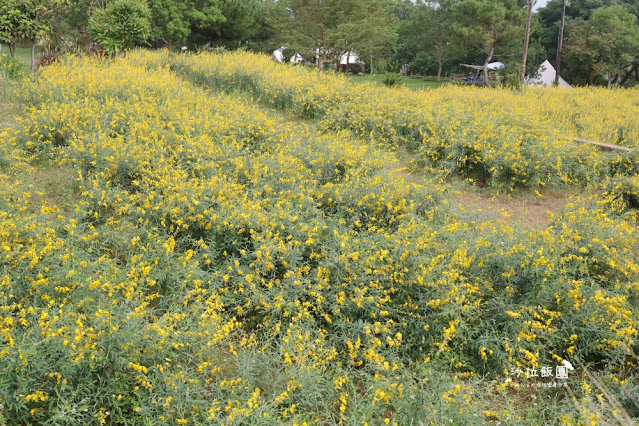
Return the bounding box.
[0,46,44,67]
[345,73,448,90]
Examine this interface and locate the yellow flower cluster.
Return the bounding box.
[0,51,636,423]
[166,50,639,190]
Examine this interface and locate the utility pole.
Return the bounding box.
[555,0,567,85]
[521,0,535,85]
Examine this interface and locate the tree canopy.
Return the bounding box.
[269,0,397,69]
[0,0,56,58]
[564,5,639,85]
[147,0,224,50]
[3,0,638,87]
[89,0,151,55]
[396,0,464,78]
[452,0,525,86]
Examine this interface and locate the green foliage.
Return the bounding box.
[451,0,525,86]
[452,0,525,58]
[381,72,403,86]
[148,0,193,49]
[564,5,639,86]
[89,0,151,56]
[269,0,397,69]
[538,0,639,85]
[46,0,95,53]
[0,1,23,55]
[339,0,398,73]
[0,0,53,58]
[206,0,265,43]
[148,0,224,49]
[396,0,462,78]
[0,54,25,80]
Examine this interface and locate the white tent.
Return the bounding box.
[460,62,505,72]
[272,47,286,63]
[527,60,571,88]
[340,52,362,65]
[290,53,303,64]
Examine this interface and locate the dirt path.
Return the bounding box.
[451,189,570,228]
[385,153,573,229]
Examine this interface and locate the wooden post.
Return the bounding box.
[566,137,632,152]
[521,0,535,84]
[31,44,36,72]
[555,0,567,85]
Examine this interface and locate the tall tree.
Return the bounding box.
[564,5,639,86]
[269,0,396,70]
[0,0,30,58]
[0,0,62,69]
[214,0,263,43]
[89,0,151,56]
[341,0,397,74]
[188,0,274,48]
[538,0,639,70]
[0,0,50,59]
[396,0,462,79]
[147,0,224,50]
[452,0,525,86]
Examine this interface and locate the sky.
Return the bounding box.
[534,0,551,11]
[418,0,553,11]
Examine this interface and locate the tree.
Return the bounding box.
[25,0,63,71]
[564,5,639,86]
[187,0,276,49]
[269,0,396,70]
[0,0,48,60]
[537,0,639,74]
[0,0,62,70]
[89,0,151,56]
[452,0,525,86]
[211,0,262,43]
[147,0,223,50]
[339,0,397,74]
[396,0,462,78]
[0,0,29,58]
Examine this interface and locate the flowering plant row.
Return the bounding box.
[163,50,639,191]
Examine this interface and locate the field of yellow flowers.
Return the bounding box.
[165,50,639,193]
[0,51,637,424]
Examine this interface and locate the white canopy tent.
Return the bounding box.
[339,52,362,65]
[272,47,286,63]
[460,62,505,71]
[273,47,304,64]
[527,60,571,88]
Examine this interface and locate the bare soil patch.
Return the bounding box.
[452,188,571,229]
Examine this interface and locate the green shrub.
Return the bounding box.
[382,72,403,87]
[0,54,24,80]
